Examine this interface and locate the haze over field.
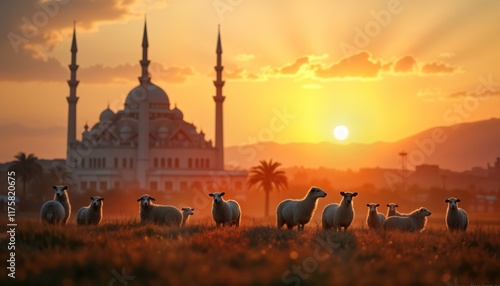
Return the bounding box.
[1,0,500,164]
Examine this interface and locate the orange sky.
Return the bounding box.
[1,0,499,163]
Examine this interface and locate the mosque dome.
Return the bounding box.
[100,107,115,121]
[82,123,90,139]
[125,83,170,109]
[172,105,183,120]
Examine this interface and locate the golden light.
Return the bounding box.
[333,125,349,141]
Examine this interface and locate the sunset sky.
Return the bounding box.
[1,0,499,163]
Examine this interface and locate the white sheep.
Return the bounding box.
[384,207,432,232]
[386,203,407,217]
[76,196,104,226]
[445,197,468,231]
[137,194,182,226]
[366,203,386,230]
[208,192,241,227]
[277,186,327,231]
[181,207,194,226]
[40,185,71,225]
[322,191,358,232]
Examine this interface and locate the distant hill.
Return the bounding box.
[225,118,500,171]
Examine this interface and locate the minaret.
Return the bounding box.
[138,18,151,85]
[213,26,225,170]
[137,18,150,189]
[67,22,79,147]
[66,22,79,168]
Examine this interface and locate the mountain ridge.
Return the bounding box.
[226,118,500,171]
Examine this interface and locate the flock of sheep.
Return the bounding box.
[39,185,238,227]
[276,187,468,232]
[40,185,469,232]
[40,185,104,226]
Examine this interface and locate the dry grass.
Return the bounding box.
[0,218,499,285]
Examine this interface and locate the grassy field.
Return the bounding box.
[1,217,499,286]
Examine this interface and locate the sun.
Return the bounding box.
[333,125,349,141]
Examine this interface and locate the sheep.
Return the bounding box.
[277,186,327,231]
[137,194,182,226]
[40,185,71,225]
[386,203,407,217]
[366,203,386,230]
[384,207,432,232]
[40,200,65,225]
[445,197,468,231]
[322,191,358,232]
[76,196,104,226]
[208,192,241,227]
[181,207,194,226]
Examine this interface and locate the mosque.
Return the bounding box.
[65,21,247,193]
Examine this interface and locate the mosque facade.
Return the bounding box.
[65,22,247,193]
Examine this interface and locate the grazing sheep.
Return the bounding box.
[322,191,358,232]
[76,196,104,226]
[386,203,407,217]
[137,195,182,226]
[384,207,432,232]
[445,197,468,231]
[40,200,65,225]
[208,192,241,227]
[181,207,194,226]
[277,186,327,231]
[366,203,386,230]
[40,185,71,225]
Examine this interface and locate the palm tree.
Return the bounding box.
[8,152,43,201]
[45,162,73,185]
[247,159,288,217]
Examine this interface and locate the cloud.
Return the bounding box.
[0,123,66,137]
[78,62,194,84]
[314,52,385,79]
[393,55,417,73]
[251,56,317,80]
[310,53,459,79]
[160,66,194,83]
[0,50,67,82]
[421,62,458,75]
[79,63,136,84]
[217,50,464,85]
[449,89,500,98]
[4,0,137,51]
[439,52,455,59]
[391,55,460,76]
[220,66,261,80]
[234,53,255,62]
[148,64,194,83]
[279,57,309,75]
[218,52,460,83]
[223,66,245,79]
[0,0,139,82]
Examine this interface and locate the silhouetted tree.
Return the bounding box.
[8,152,43,201]
[248,159,288,217]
